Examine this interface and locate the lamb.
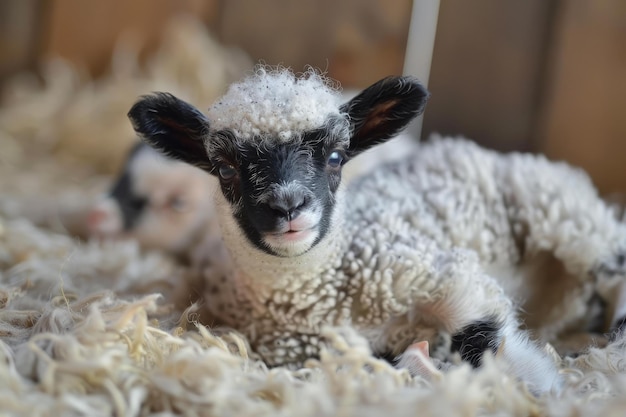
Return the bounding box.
[86,142,221,263]
[127,67,626,394]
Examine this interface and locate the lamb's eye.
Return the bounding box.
[218,164,238,180]
[128,196,147,212]
[327,151,344,169]
[169,195,186,212]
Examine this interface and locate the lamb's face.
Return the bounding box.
[128,68,430,258]
[206,118,350,256]
[87,143,215,253]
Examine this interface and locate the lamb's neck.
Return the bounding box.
[225,226,345,288]
[216,202,347,295]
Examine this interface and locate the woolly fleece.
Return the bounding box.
[206,67,343,141]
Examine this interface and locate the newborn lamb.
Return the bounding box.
[128,67,626,394]
[86,142,220,263]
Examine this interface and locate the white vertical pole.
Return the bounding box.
[402,0,440,140]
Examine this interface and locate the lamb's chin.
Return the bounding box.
[262,229,319,257]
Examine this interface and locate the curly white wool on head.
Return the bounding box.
[207,66,344,142]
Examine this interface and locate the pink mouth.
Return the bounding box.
[266,223,318,243]
[276,228,313,242]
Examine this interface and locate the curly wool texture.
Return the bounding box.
[346,136,626,341]
[206,67,344,141]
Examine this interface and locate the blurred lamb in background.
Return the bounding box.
[86,143,220,263]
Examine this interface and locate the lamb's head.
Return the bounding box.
[128,68,429,257]
[86,142,216,254]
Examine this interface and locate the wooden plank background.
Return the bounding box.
[40,0,219,78]
[537,0,626,195]
[422,0,555,152]
[0,0,42,81]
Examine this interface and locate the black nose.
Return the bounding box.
[268,194,306,221]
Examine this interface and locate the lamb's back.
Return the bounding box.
[346,136,519,265]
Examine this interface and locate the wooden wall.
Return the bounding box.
[422,0,555,152]
[538,0,626,195]
[216,0,412,88]
[42,0,218,78]
[422,0,626,195]
[0,0,43,81]
[0,0,410,88]
[0,0,624,194]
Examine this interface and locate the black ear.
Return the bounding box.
[340,76,429,156]
[127,93,213,171]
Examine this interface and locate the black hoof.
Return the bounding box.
[451,319,501,367]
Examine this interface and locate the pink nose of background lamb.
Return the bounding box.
[86,198,123,238]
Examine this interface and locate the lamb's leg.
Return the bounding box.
[500,157,626,337]
[381,242,562,393]
[253,330,323,368]
[395,341,444,381]
[502,156,626,281]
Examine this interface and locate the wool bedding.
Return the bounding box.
[1,18,626,417]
